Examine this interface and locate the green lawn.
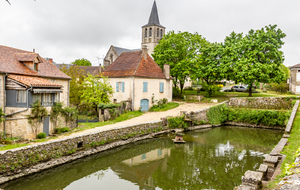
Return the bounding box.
[266,107,300,189]
[149,102,179,112]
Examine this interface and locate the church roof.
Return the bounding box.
[113,46,140,56]
[101,50,166,79]
[143,1,165,28]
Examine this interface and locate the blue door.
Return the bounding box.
[140,99,149,112]
[43,116,50,136]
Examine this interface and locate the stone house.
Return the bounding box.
[289,63,300,94]
[0,45,71,139]
[101,46,172,111]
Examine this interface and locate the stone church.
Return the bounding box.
[103,0,166,69]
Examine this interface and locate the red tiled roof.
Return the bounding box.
[15,53,41,62]
[77,66,100,76]
[101,50,166,79]
[0,45,71,79]
[8,74,62,88]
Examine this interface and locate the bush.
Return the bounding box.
[207,104,229,125]
[269,83,289,94]
[37,132,46,139]
[55,127,70,134]
[228,108,289,126]
[167,115,188,129]
[202,83,221,97]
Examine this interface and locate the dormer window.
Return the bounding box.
[15,53,42,71]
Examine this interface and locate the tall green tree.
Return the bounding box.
[60,65,86,109]
[80,74,114,113]
[223,25,286,96]
[190,42,226,97]
[72,58,92,66]
[153,31,207,94]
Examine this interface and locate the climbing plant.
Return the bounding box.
[50,102,64,130]
[28,101,48,137]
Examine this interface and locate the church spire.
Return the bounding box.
[143,1,164,28]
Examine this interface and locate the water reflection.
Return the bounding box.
[1,126,282,190]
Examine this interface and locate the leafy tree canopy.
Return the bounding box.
[223,24,286,96]
[72,58,92,66]
[60,65,86,109]
[153,31,207,94]
[80,74,114,113]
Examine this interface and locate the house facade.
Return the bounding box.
[101,47,172,111]
[289,64,300,94]
[0,45,71,139]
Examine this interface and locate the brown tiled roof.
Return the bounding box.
[8,74,62,88]
[15,53,41,62]
[78,66,100,76]
[0,45,71,79]
[290,63,300,68]
[101,50,166,79]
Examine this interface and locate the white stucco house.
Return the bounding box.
[101,47,172,111]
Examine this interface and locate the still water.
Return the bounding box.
[1,126,283,190]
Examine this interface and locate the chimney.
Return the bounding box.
[48,58,53,64]
[163,64,170,79]
[142,45,148,59]
[33,48,35,53]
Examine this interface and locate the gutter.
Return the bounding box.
[3,74,7,133]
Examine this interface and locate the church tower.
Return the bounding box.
[142,1,165,57]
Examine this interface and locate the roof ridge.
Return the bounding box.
[133,52,143,76]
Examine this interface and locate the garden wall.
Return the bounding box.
[0,121,166,184]
[229,97,294,109]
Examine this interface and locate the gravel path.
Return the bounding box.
[55,102,216,140]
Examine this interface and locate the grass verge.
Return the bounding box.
[75,110,144,131]
[266,107,300,189]
[149,102,179,112]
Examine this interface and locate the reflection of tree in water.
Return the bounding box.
[84,170,107,180]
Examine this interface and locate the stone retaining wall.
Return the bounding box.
[0,121,165,184]
[229,97,294,110]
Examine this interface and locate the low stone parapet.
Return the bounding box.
[241,170,263,188]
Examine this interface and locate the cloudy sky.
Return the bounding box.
[0,0,299,66]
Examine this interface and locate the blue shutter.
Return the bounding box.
[122,82,125,92]
[160,82,164,93]
[143,82,148,92]
[116,82,119,92]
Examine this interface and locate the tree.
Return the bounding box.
[223,25,286,96]
[60,64,86,109]
[28,101,48,137]
[153,31,207,94]
[72,58,92,66]
[190,42,226,97]
[80,74,114,114]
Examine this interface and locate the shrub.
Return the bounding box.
[55,127,70,134]
[202,83,221,97]
[207,104,229,125]
[167,115,188,129]
[269,83,289,93]
[36,133,46,139]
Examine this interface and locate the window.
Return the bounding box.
[32,94,42,103]
[16,90,26,103]
[159,82,164,93]
[149,28,152,37]
[34,63,38,71]
[160,29,163,38]
[142,153,146,160]
[157,28,159,37]
[143,82,148,92]
[116,82,125,92]
[145,28,148,37]
[42,93,52,106]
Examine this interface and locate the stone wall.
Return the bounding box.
[0,121,166,184]
[229,97,294,110]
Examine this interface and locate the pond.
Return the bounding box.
[1,126,283,190]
